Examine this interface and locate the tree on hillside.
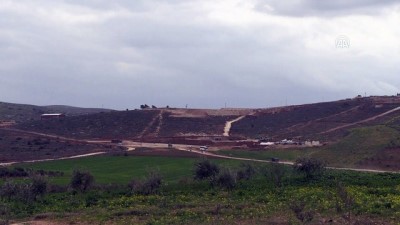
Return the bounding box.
[140,104,150,109]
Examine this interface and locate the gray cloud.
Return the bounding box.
[255,0,400,16]
[0,0,399,109]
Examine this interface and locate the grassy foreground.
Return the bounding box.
[0,154,399,224]
[18,155,244,185]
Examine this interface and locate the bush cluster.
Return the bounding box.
[0,176,47,202]
[194,160,257,190]
[0,167,64,178]
[129,170,163,195]
[0,167,28,178]
[293,157,326,180]
[70,170,95,193]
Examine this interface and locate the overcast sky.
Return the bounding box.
[1,0,400,109]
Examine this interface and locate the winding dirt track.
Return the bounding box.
[320,106,400,134]
[1,128,398,174]
[223,115,246,137]
[174,148,399,174]
[0,152,106,166]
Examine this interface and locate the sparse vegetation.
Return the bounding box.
[2,98,400,224]
[0,203,10,225]
[129,170,163,195]
[236,163,256,181]
[215,169,237,190]
[194,159,220,182]
[267,163,287,188]
[293,157,326,180]
[0,155,398,224]
[70,170,94,193]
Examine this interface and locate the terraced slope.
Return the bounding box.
[158,113,237,137]
[10,96,400,142]
[231,98,400,140]
[16,110,160,139]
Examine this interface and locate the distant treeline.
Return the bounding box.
[0,167,64,178]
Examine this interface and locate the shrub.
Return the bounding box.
[236,163,256,181]
[0,203,10,225]
[0,167,28,178]
[194,159,219,181]
[0,181,18,201]
[70,170,95,193]
[216,169,237,190]
[30,176,48,200]
[0,176,50,201]
[140,171,163,195]
[268,163,286,188]
[129,170,163,195]
[47,184,68,193]
[293,157,326,180]
[289,200,314,224]
[85,193,99,207]
[336,182,355,222]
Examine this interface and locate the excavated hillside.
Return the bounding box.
[231,97,400,140]
[10,96,400,142]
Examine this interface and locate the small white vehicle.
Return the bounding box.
[199,146,208,151]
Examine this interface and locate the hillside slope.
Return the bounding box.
[231,97,400,140]
[10,96,400,142]
[0,101,112,122]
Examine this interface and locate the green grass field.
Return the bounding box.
[2,153,400,224]
[217,148,318,161]
[2,125,400,224]
[17,155,246,185]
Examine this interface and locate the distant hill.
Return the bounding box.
[0,101,113,123]
[11,95,400,141]
[44,105,114,116]
[231,96,400,140]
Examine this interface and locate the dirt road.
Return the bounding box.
[1,128,398,174]
[174,148,400,174]
[223,115,246,137]
[0,152,106,166]
[320,106,400,134]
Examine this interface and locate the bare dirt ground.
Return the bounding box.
[0,120,16,127]
[223,115,246,137]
